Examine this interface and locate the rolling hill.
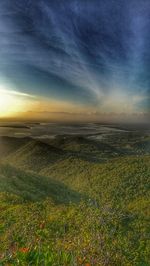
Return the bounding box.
[4,136,121,172]
[0,136,30,159]
[0,163,81,203]
[6,140,65,171]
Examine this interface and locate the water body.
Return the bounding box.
[0,122,126,139]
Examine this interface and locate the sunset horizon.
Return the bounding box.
[0,1,149,124]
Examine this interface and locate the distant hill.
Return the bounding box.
[132,139,150,153]
[0,136,30,159]
[48,135,121,162]
[50,135,115,152]
[4,136,121,172]
[6,139,65,171]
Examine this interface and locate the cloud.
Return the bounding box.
[0,88,36,98]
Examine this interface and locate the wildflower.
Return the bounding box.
[19,247,29,253]
[39,221,45,229]
[0,254,4,259]
[85,263,91,266]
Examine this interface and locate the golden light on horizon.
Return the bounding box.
[0,88,34,117]
[0,91,17,117]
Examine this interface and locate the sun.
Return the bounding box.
[0,93,15,116]
[0,89,25,117]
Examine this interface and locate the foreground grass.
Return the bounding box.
[0,196,149,265]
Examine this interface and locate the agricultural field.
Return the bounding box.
[0,123,149,265]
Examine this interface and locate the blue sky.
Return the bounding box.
[0,0,149,121]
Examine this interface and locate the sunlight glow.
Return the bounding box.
[0,88,29,117]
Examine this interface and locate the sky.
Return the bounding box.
[0,0,149,122]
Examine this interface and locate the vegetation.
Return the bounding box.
[0,132,149,265]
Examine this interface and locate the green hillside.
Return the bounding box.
[6,140,65,171]
[5,137,120,172]
[41,155,150,205]
[0,136,30,159]
[0,135,150,265]
[0,163,81,203]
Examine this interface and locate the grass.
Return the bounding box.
[0,134,150,265]
[0,164,81,203]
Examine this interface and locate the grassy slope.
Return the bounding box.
[0,163,81,203]
[41,155,150,205]
[0,136,150,265]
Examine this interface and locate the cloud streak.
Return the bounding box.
[0,88,35,98]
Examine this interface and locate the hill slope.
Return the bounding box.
[0,136,30,159]
[6,140,65,171]
[5,136,121,171]
[0,163,81,203]
[41,155,150,206]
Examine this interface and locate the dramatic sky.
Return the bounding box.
[0,0,149,122]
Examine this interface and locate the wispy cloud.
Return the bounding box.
[0,88,36,98]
